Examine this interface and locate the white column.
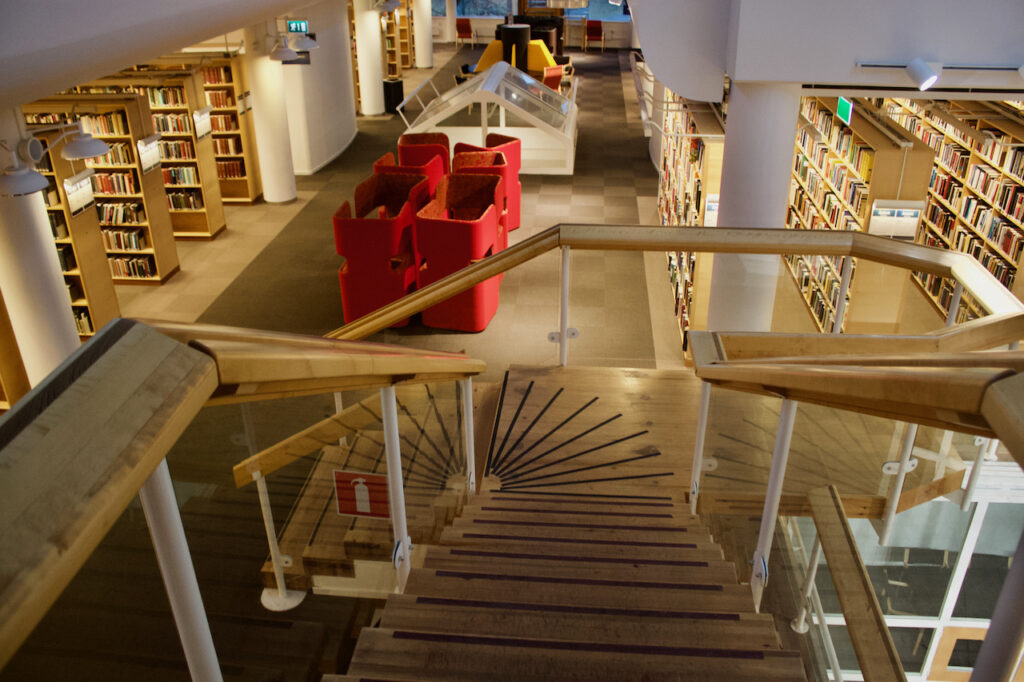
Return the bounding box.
[444,0,457,43]
[244,23,297,203]
[972,528,1024,682]
[707,82,801,331]
[354,0,386,116]
[140,460,223,682]
[412,0,433,68]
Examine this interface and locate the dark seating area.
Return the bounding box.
[492,14,564,56]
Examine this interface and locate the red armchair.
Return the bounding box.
[542,65,563,92]
[453,134,522,231]
[398,132,451,175]
[452,150,511,252]
[373,151,446,197]
[333,172,430,326]
[415,174,504,332]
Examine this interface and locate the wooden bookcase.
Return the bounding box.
[785,97,933,333]
[198,57,263,204]
[347,1,362,113]
[656,91,724,354]
[883,98,1024,322]
[25,95,180,285]
[348,0,415,109]
[79,69,227,238]
[383,8,402,78]
[397,0,416,70]
[31,128,121,338]
[0,288,31,412]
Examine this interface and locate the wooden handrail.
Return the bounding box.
[808,486,907,682]
[325,224,1023,343]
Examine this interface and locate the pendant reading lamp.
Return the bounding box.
[269,34,299,61]
[0,121,110,197]
[290,33,319,51]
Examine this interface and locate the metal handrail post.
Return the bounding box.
[381,385,413,588]
[690,381,711,514]
[459,378,476,494]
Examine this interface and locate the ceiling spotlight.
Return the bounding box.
[290,34,319,51]
[906,57,940,91]
[270,35,298,61]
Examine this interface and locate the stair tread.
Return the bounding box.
[438,530,725,561]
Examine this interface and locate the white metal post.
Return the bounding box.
[831,257,854,334]
[751,398,798,611]
[945,282,964,326]
[139,460,223,682]
[240,403,257,455]
[559,245,570,366]
[333,392,347,447]
[459,378,477,494]
[971,528,1024,682]
[810,583,845,682]
[690,381,711,514]
[253,471,306,611]
[880,423,919,546]
[791,537,823,633]
[962,439,999,511]
[381,385,413,588]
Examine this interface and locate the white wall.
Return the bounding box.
[283,0,358,175]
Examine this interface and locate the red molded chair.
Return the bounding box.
[542,65,563,92]
[453,134,522,231]
[332,172,430,326]
[455,18,475,48]
[398,132,451,175]
[584,20,604,53]
[373,151,445,197]
[452,150,511,252]
[415,174,504,332]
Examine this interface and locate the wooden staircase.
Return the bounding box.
[330,489,807,681]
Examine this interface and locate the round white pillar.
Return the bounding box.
[444,0,457,44]
[244,24,297,203]
[706,82,800,331]
[412,0,433,68]
[354,0,385,116]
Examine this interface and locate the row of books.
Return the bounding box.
[200,66,232,85]
[87,142,133,166]
[91,172,137,196]
[210,114,237,132]
[97,201,145,225]
[967,163,1003,202]
[108,255,155,279]
[159,139,195,160]
[216,160,245,179]
[56,245,77,272]
[74,310,93,335]
[939,142,971,176]
[152,113,191,134]
[162,166,198,185]
[49,212,69,239]
[146,87,186,108]
[212,136,241,155]
[930,168,963,207]
[205,90,234,108]
[80,113,128,136]
[166,190,204,210]
[101,227,148,251]
[66,280,83,303]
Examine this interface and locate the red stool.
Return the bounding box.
[452,150,511,252]
[453,134,522,230]
[398,132,451,175]
[373,151,445,197]
[415,174,504,332]
[333,173,430,326]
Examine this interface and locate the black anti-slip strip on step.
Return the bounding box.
[391,630,771,660]
[490,386,562,473]
[458,532,699,548]
[447,549,709,567]
[488,490,674,502]
[470,519,687,532]
[494,396,599,475]
[0,318,136,450]
[490,380,534,471]
[501,470,674,491]
[477,506,676,518]
[498,410,619,477]
[483,370,509,477]
[432,570,725,592]
[501,431,651,482]
[413,596,742,621]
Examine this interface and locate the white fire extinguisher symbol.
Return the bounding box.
[352,478,371,514]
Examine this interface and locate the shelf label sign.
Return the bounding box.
[193,106,213,139]
[287,18,309,33]
[64,168,95,216]
[869,199,924,239]
[137,134,161,175]
[837,96,853,126]
[334,469,390,518]
[704,193,720,227]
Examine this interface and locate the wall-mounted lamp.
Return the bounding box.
[291,33,319,51]
[269,34,299,61]
[906,57,941,91]
[0,121,110,197]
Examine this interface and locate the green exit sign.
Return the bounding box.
[287,19,309,33]
[837,96,853,126]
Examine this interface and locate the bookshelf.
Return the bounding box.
[347,1,362,113]
[656,91,724,354]
[0,288,31,412]
[785,97,933,333]
[31,128,121,339]
[81,69,227,238]
[383,7,402,78]
[198,57,263,204]
[397,0,416,71]
[882,98,1024,322]
[25,95,180,285]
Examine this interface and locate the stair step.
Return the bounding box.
[347,628,806,681]
[448,519,703,545]
[403,568,755,613]
[460,500,698,521]
[379,593,782,648]
[473,492,679,508]
[458,507,704,530]
[421,547,738,583]
[438,529,724,561]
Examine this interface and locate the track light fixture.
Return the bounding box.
[906,57,941,91]
[0,121,110,197]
